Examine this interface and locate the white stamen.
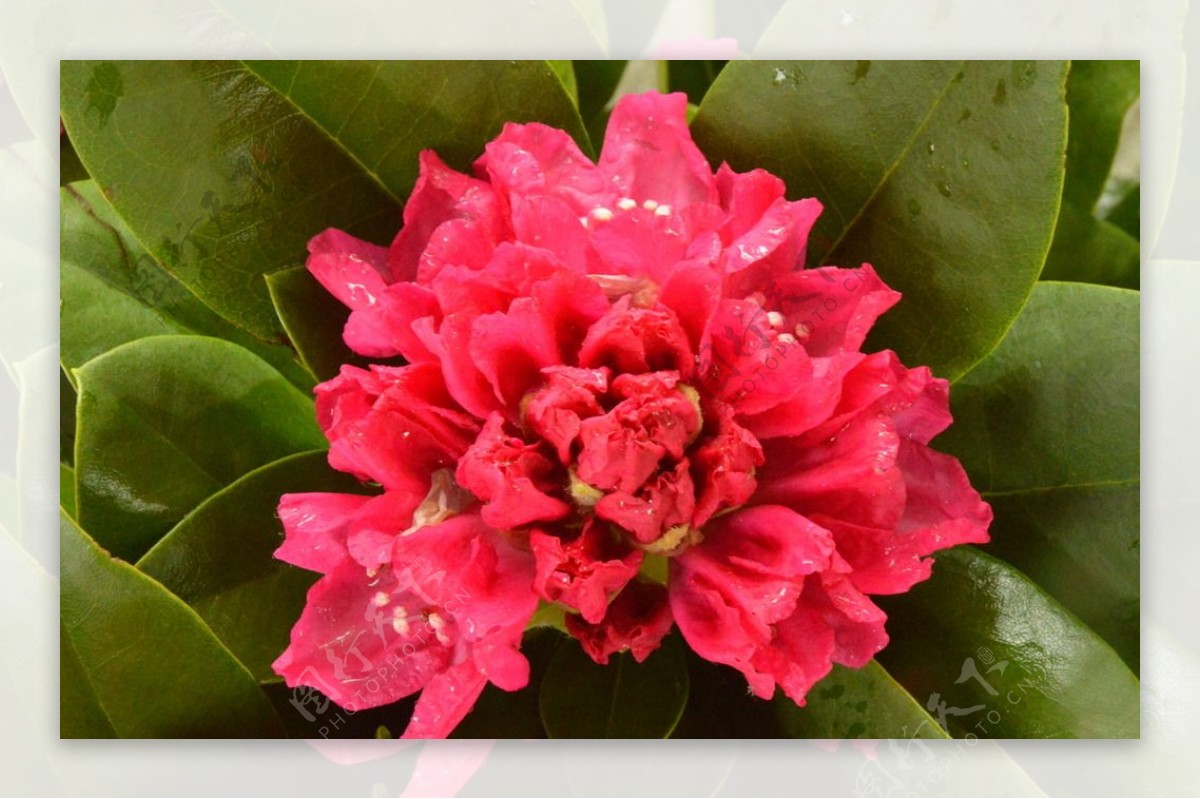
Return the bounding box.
[372,591,390,607]
[766,311,784,327]
[642,199,659,211]
[591,206,614,222]
[617,197,637,211]
[427,612,452,645]
[392,608,410,636]
[579,216,590,228]
[778,333,797,344]
[654,204,672,216]
[794,322,811,338]
[746,292,767,306]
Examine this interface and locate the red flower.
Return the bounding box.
[275,91,991,737]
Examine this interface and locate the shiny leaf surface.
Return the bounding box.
[60,60,401,340]
[693,60,1068,380]
[878,547,1139,738]
[938,282,1139,669]
[73,336,325,561]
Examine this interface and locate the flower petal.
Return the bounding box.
[566,579,674,664]
[599,91,718,209]
[530,519,642,623]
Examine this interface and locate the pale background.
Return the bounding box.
[0,0,1196,795]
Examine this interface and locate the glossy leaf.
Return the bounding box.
[73,335,325,562]
[243,60,593,198]
[693,60,1068,380]
[1042,200,1140,289]
[60,180,313,390]
[940,282,1137,492]
[60,60,401,340]
[137,451,372,682]
[1063,60,1139,211]
[539,634,689,738]
[984,483,1138,672]
[60,511,284,737]
[877,547,1139,738]
[776,660,950,739]
[265,266,373,383]
[937,282,1139,669]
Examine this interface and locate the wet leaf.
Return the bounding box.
[60,180,313,390]
[939,282,1139,669]
[878,547,1139,738]
[73,336,325,561]
[693,60,1068,380]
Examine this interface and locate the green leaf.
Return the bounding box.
[265,266,373,383]
[941,282,1137,492]
[548,60,579,105]
[575,60,627,117]
[1063,60,1139,211]
[573,60,627,146]
[60,366,76,464]
[776,660,950,739]
[60,464,76,519]
[137,451,372,682]
[60,180,313,390]
[60,511,284,737]
[666,60,727,105]
[693,60,1068,380]
[60,60,402,341]
[877,546,1139,738]
[984,483,1139,672]
[243,60,594,198]
[671,648,780,738]
[1041,200,1140,289]
[73,335,326,562]
[1104,183,1140,240]
[539,633,689,738]
[938,282,1139,669]
[60,133,89,186]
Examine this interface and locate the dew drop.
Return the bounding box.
[772,68,787,86]
[927,141,936,155]
[937,181,953,198]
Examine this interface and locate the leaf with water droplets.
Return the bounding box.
[693,60,1068,381]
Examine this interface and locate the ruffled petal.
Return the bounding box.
[530,519,642,623]
[566,579,674,664]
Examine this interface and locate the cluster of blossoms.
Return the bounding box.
[273,92,991,738]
